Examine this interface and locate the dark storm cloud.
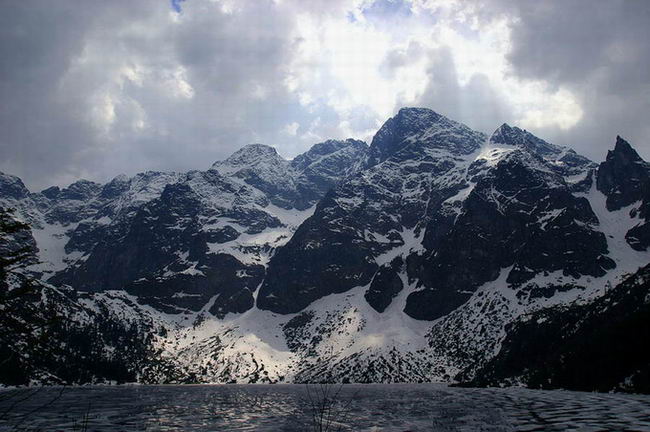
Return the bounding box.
[0,2,100,189]
[1,0,649,191]
[0,1,173,189]
[0,0,310,190]
[488,0,650,161]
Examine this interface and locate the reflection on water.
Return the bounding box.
[1,383,649,431]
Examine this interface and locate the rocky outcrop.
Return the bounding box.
[2,107,649,389]
[597,136,650,211]
[257,108,485,314]
[366,107,483,167]
[5,139,367,316]
[596,136,650,251]
[464,264,650,394]
[0,173,30,200]
[365,257,404,313]
[406,127,614,320]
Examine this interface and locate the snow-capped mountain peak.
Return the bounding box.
[3,108,649,390]
[597,135,650,211]
[486,123,596,179]
[210,143,286,174]
[367,107,485,167]
[0,171,30,200]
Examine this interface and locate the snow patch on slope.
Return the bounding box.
[582,182,650,284]
[30,222,81,275]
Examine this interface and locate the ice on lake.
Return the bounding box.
[1,384,649,431]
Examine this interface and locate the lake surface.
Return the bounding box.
[1,384,649,431]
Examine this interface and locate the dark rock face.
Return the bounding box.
[59,180,102,201]
[257,196,379,314]
[40,139,367,316]
[282,311,316,355]
[0,172,30,200]
[64,220,109,255]
[211,140,368,211]
[99,174,130,200]
[465,264,650,394]
[626,223,650,251]
[125,253,264,318]
[37,180,105,226]
[366,107,484,167]
[56,182,207,291]
[595,136,650,251]
[405,135,613,321]
[0,208,38,292]
[258,108,485,314]
[55,180,267,314]
[626,181,650,251]
[291,139,368,208]
[40,186,61,200]
[365,257,404,313]
[597,136,650,211]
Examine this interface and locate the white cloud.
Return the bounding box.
[1,0,647,190]
[282,0,585,140]
[284,122,299,136]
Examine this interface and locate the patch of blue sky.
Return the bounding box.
[361,0,413,22]
[171,0,187,13]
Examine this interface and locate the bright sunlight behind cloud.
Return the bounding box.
[1,0,647,190]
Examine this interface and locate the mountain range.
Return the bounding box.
[1,107,648,392]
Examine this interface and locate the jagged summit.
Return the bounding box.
[211,143,285,173]
[107,173,130,184]
[205,139,369,210]
[597,135,650,211]
[290,139,367,173]
[367,107,485,167]
[487,123,594,177]
[58,179,101,201]
[3,108,650,390]
[0,171,30,200]
[99,174,130,199]
[40,186,61,200]
[491,123,562,156]
[33,179,103,202]
[395,106,445,124]
[611,135,646,163]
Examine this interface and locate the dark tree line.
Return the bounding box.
[0,207,46,384]
[0,207,38,299]
[0,207,182,388]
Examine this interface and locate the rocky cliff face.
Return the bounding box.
[2,107,649,391]
[465,263,650,393]
[596,136,650,252]
[258,107,486,314]
[406,125,612,320]
[3,139,367,317]
[597,136,650,211]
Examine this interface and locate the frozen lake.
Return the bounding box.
[1,384,649,431]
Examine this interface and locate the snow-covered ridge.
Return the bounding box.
[0,137,368,302]
[2,107,649,386]
[210,143,288,180]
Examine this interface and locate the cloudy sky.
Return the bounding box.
[2,0,649,190]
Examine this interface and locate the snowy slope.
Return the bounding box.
[2,107,649,387]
